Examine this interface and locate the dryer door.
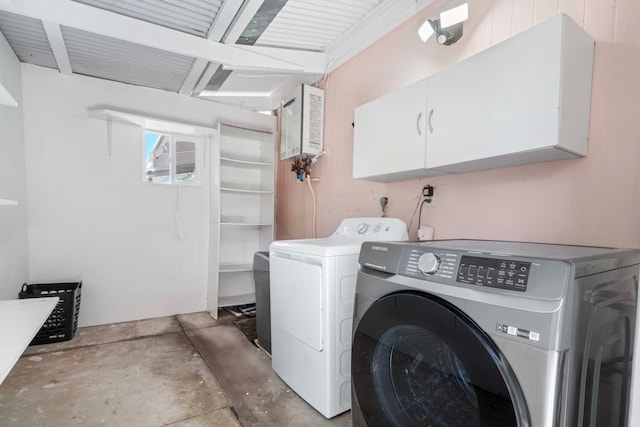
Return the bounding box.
[270,253,323,351]
[352,291,530,427]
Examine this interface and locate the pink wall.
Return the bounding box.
[276,0,640,248]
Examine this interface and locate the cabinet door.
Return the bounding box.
[424,19,562,172]
[353,79,428,181]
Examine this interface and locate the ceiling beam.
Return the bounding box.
[193,63,220,95]
[223,0,265,43]
[0,0,325,73]
[326,0,435,74]
[178,59,209,96]
[41,21,72,75]
[179,0,246,96]
[209,0,246,43]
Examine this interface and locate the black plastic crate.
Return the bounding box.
[18,281,82,345]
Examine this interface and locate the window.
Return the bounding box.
[143,131,200,185]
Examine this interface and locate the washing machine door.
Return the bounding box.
[352,291,530,427]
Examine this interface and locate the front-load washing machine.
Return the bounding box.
[269,217,408,418]
[351,240,640,426]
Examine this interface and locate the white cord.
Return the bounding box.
[174,187,184,240]
[307,176,319,238]
[107,115,112,157]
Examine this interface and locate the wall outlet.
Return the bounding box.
[418,225,434,241]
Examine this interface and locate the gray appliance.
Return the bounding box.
[351,240,640,427]
[253,251,271,354]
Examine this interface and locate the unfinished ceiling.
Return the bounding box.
[0,0,431,111]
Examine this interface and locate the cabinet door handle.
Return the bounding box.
[428,109,434,133]
[416,112,423,136]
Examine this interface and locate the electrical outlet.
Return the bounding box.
[418,225,434,241]
[423,195,435,207]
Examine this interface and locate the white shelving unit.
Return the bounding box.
[208,124,275,312]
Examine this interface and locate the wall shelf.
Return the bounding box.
[0,298,58,384]
[221,222,273,227]
[220,187,273,194]
[88,108,215,136]
[0,199,18,206]
[220,157,273,167]
[0,82,18,107]
[219,264,254,273]
[218,293,256,307]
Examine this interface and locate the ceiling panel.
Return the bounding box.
[72,0,223,38]
[255,0,384,51]
[62,26,195,92]
[218,69,293,94]
[0,11,57,69]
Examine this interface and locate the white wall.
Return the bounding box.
[22,64,274,326]
[0,32,29,300]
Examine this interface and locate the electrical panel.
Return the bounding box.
[280,84,324,160]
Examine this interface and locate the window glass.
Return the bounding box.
[144,131,199,185]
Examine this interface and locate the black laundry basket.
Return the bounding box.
[18,281,82,345]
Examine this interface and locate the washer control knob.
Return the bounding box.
[418,253,440,275]
[372,223,382,232]
[357,223,369,234]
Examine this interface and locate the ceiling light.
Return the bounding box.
[418,3,469,46]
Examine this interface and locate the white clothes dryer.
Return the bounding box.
[269,217,408,418]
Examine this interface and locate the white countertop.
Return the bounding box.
[0,298,59,385]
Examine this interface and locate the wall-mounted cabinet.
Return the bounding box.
[353,14,594,182]
[353,79,444,181]
[208,124,275,313]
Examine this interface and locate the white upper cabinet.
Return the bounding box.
[425,14,594,173]
[353,14,594,182]
[353,79,443,182]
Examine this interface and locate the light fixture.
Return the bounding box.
[418,3,469,46]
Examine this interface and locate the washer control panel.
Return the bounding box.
[401,248,458,280]
[457,255,531,292]
[395,247,532,292]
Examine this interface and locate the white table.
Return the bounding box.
[0,297,59,385]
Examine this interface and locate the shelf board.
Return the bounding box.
[219,264,254,273]
[220,187,273,194]
[88,108,215,136]
[0,82,18,107]
[0,199,18,206]
[218,293,255,307]
[221,222,273,227]
[220,156,273,167]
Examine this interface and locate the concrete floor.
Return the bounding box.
[0,311,351,426]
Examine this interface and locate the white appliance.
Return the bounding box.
[352,240,640,426]
[269,217,408,418]
[280,84,324,160]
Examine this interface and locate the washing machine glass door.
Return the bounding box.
[352,291,529,427]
